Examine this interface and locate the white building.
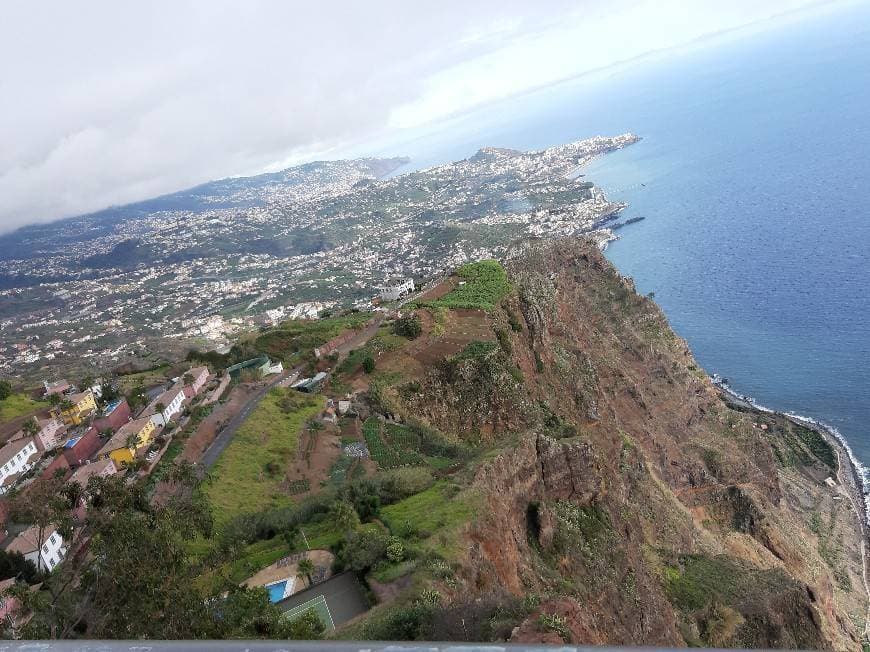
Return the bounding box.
[145,385,186,427]
[377,278,415,302]
[0,438,40,494]
[4,526,67,572]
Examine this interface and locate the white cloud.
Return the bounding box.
[0,0,835,233]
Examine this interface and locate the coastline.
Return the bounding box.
[712,374,870,639]
[711,374,869,527]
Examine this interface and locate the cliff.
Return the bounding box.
[363,238,866,649]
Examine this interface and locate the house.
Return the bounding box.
[69,458,117,489]
[377,278,415,302]
[92,399,131,432]
[11,416,66,452]
[3,526,66,572]
[97,417,157,466]
[337,400,351,415]
[143,385,185,427]
[43,453,71,482]
[323,406,337,424]
[259,359,283,376]
[61,427,103,467]
[292,371,328,393]
[51,389,97,426]
[42,379,70,397]
[184,366,210,397]
[0,439,40,495]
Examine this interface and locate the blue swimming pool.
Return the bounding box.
[266,580,287,603]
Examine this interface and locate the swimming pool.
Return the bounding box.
[265,577,294,603]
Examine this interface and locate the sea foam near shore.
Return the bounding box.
[711,374,870,525]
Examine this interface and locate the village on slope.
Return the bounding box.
[0,274,422,633]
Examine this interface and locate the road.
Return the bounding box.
[199,371,293,470]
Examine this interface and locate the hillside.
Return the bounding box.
[312,238,866,648]
[14,237,864,645]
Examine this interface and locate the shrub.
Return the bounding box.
[392,314,422,339]
[538,613,569,641]
[494,328,513,355]
[0,380,13,401]
[386,536,405,563]
[362,356,376,374]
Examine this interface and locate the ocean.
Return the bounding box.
[368,2,870,474]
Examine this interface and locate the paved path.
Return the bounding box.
[199,372,292,470]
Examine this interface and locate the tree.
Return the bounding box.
[58,400,74,412]
[154,402,165,414]
[9,476,73,574]
[98,383,120,404]
[182,373,194,386]
[125,385,146,412]
[0,550,41,584]
[0,380,11,401]
[9,474,221,639]
[329,500,360,534]
[21,418,39,437]
[47,393,61,407]
[297,558,315,586]
[392,314,422,339]
[362,355,376,374]
[337,529,388,572]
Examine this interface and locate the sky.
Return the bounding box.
[0,0,842,234]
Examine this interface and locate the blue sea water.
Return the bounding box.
[370,3,870,469]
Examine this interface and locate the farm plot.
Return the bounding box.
[362,418,423,469]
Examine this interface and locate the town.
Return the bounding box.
[0,134,639,385]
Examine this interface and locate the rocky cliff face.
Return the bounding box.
[393,239,864,649]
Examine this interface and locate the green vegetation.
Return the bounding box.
[537,613,569,641]
[792,423,836,470]
[363,418,423,469]
[392,313,422,339]
[423,260,512,311]
[0,380,11,401]
[204,389,320,525]
[254,313,371,366]
[335,329,405,377]
[452,340,498,362]
[115,365,170,393]
[381,482,477,550]
[0,393,45,422]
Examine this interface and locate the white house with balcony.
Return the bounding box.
[0,438,40,495]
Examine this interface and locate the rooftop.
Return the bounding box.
[97,417,154,456]
[69,458,116,487]
[0,437,37,468]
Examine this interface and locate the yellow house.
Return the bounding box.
[96,417,157,466]
[52,390,97,426]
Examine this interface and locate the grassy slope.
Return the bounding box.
[0,393,46,422]
[205,389,320,525]
[419,260,511,311]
